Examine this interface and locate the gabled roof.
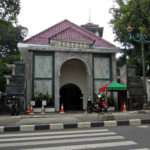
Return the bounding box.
[50,27,94,42]
[24,19,115,47]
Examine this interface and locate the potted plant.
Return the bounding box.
[101,93,105,101]
[93,93,99,102]
[107,96,114,107]
[32,92,54,108]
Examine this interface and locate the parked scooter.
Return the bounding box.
[7,96,19,116]
[87,95,108,113]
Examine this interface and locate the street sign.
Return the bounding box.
[42,101,46,106]
[30,101,35,106]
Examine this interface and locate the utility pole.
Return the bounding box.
[141,31,149,109]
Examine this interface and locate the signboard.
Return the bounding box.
[30,101,35,106]
[42,101,46,106]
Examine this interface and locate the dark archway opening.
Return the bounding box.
[60,83,83,111]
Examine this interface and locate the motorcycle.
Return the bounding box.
[87,95,108,113]
[7,96,19,116]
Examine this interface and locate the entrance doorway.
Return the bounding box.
[60,83,83,111]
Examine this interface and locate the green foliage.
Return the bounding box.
[93,93,99,102]
[0,25,28,56]
[0,1,27,92]
[32,92,54,107]
[110,0,150,76]
[0,0,20,24]
[116,54,126,67]
[101,93,105,98]
[0,0,21,41]
[107,96,114,107]
[0,54,20,92]
[109,0,150,35]
[0,24,27,92]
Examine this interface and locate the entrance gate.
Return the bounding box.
[60,83,83,111]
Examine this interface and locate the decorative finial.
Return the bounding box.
[88,9,92,24]
[20,56,23,61]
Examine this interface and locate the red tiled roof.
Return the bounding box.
[24,19,115,47]
[51,27,94,42]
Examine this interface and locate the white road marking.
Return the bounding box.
[0,129,109,137]
[0,136,124,147]
[137,126,149,128]
[18,141,137,150]
[129,148,150,150]
[0,132,116,142]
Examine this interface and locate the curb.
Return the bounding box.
[1,119,150,133]
[129,110,150,114]
[0,110,149,119]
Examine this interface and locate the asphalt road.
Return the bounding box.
[0,125,150,150]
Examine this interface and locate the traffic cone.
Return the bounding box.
[40,105,46,115]
[123,102,127,111]
[29,105,34,115]
[26,103,30,113]
[60,103,65,114]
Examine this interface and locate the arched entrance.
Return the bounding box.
[60,83,83,111]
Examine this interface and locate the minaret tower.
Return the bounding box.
[81,9,104,38]
[88,9,92,24]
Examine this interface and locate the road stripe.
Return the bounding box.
[0,136,124,147]
[137,126,149,128]
[129,148,150,150]
[0,129,109,138]
[0,132,116,142]
[18,141,137,150]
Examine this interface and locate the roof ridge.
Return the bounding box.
[50,26,71,39]
[50,26,95,43]
[71,27,94,41]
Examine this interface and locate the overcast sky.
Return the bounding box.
[18,0,122,57]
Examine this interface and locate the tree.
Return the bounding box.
[0,55,20,92]
[0,25,28,92]
[109,0,150,35]
[0,0,20,24]
[110,0,150,76]
[0,25,28,56]
[0,0,21,55]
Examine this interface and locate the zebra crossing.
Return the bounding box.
[137,125,149,128]
[0,128,148,150]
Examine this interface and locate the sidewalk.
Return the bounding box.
[0,110,150,132]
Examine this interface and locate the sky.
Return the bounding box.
[18,0,122,57]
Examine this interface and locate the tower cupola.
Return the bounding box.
[81,10,104,38]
